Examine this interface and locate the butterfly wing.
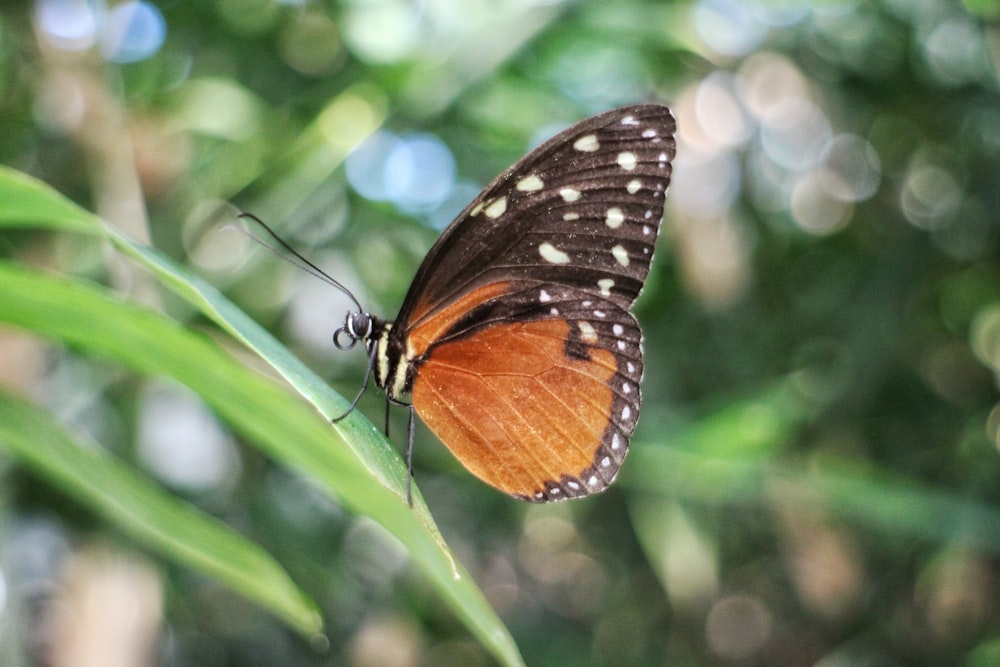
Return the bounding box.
[388,104,676,500]
[400,104,675,324]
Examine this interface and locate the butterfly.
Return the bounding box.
[244,104,675,503]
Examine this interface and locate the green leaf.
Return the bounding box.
[0,166,525,667]
[0,390,323,637]
[0,166,103,235]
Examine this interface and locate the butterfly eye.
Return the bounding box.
[333,311,371,350]
[350,312,373,339]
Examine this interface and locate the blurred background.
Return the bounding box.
[2,0,1000,665]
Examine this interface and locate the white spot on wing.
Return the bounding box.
[539,242,570,264]
[622,405,631,420]
[516,174,544,192]
[563,212,580,221]
[539,289,551,303]
[597,278,614,296]
[594,310,606,318]
[573,134,599,152]
[617,151,638,171]
[627,179,642,194]
[613,323,624,335]
[611,244,629,266]
[601,457,611,467]
[642,129,657,138]
[611,433,621,449]
[605,207,624,229]
[484,196,507,218]
[622,382,631,394]
[567,480,580,490]
[578,321,598,343]
[621,116,639,126]
[559,187,581,202]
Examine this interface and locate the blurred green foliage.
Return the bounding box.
[2,0,1000,666]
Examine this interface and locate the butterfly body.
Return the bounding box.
[345,104,676,502]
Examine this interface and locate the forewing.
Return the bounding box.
[397,104,676,333]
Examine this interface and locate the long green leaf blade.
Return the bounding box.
[0,390,322,637]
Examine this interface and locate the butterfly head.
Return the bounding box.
[334,310,374,351]
[332,308,407,400]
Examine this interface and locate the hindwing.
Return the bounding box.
[411,286,642,501]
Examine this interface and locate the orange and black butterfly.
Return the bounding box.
[247,104,675,503]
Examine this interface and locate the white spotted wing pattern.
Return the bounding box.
[371,104,676,502]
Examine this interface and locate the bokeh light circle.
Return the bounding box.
[101,1,166,63]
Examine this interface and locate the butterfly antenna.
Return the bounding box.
[235,212,364,312]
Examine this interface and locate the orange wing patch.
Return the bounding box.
[406,282,511,358]
[411,318,625,500]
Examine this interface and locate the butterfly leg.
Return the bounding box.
[384,395,416,506]
[331,342,378,423]
[405,404,414,507]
